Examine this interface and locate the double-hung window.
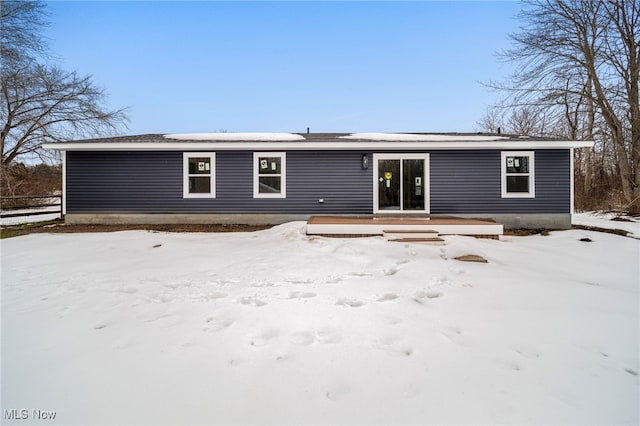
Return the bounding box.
[183,153,215,198]
[253,152,286,198]
[501,151,534,198]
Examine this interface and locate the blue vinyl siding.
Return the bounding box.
[66,149,570,214]
[429,150,570,214]
[66,151,372,214]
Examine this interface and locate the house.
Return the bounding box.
[43,132,592,231]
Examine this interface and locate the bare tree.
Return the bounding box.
[0,1,127,165]
[0,0,49,68]
[1,65,127,164]
[477,106,504,134]
[486,0,640,212]
[477,104,555,136]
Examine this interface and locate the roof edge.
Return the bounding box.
[43,140,594,151]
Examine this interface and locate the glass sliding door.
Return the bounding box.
[374,154,428,213]
[402,159,425,211]
[377,159,401,210]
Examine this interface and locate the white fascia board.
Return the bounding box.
[570,148,575,215]
[42,140,594,151]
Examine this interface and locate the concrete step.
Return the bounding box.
[387,237,445,245]
[383,229,440,240]
[382,229,439,234]
[383,229,444,245]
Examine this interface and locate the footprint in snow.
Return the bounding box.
[448,266,465,275]
[288,291,317,299]
[284,278,314,285]
[163,282,184,289]
[413,290,443,303]
[429,275,451,287]
[142,313,182,327]
[512,345,540,360]
[496,358,523,372]
[383,266,399,276]
[200,291,228,301]
[249,327,280,347]
[251,280,275,288]
[238,296,267,307]
[148,293,173,303]
[316,326,342,344]
[324,275,343,284]
[336,297,365,308]
[227,358,243,367]
[290,327,342,345]
[439,325,471,347]
[348,271,371,278]
[117,287,138,294]
[275,353,295,362]
[377,293,399,302]
[189,291,228,302]
[371,334,414,357]
[325,382,352,401]
[112,338,133,350]
[290,331,316,346]
[382,316,403,326]
[203,316,234,333]
[439,248,448,260]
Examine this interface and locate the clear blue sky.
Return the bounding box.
[45,1,522,134]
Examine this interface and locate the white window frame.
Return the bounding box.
[501,151,535,198]
[253,152,286,199]
[183,152,216,198]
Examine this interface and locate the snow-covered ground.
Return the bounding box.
[1,222,638,425]
[573,211,640,238]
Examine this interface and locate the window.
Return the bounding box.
[501,151,534,198]
[254,152,286,198]
[183,153,215,198]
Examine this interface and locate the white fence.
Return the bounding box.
[0,196,62,226]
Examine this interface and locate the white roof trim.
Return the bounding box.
[43,140,594,151]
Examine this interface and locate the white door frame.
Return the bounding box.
[373,153,430,214]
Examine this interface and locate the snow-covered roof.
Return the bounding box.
[164,133,305,141]
[165,132,509,142]
[340,133,509,141]
[43,132,593,151]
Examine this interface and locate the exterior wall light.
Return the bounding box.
[361,154,369,170]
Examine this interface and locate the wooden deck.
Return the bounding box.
[306,215,503,238]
